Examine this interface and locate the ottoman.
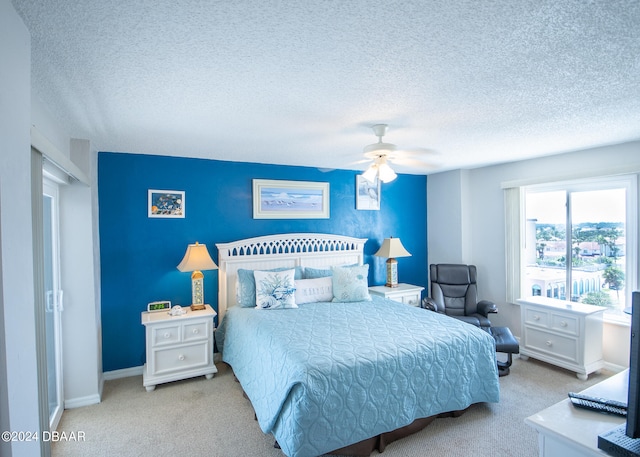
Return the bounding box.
[490,326,519,376]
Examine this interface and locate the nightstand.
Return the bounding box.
[368,283,424,306]
[141,304,218,391]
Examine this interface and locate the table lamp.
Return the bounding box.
[375,237,411,287]
[177,242,218,311]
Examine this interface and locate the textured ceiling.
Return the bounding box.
[12,0,640,175]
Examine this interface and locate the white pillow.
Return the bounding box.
[254,269,297,309]
[294,277,333,304]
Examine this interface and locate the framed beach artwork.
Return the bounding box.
[252,179,330,219]
[356,175,380,210]
[148,189,185,218]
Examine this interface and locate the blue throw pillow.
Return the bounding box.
[331,264,371,302]
[237,266,303,307]
[304,264,359,279]
[303,267,333,279]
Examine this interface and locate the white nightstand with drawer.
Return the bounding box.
[368,283,424,306]
[517,296,604,380]
[141,304,217,391]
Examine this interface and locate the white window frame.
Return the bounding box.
[504,173,638,317]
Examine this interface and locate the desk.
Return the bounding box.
[525,370,628,456]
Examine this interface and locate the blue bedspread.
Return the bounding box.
[216,296,499,457]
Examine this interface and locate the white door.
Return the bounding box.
[43,178,64,429]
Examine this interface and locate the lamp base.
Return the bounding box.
[190,303,206,311]
[385,258,399,288]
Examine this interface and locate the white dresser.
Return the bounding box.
[141,305,217,391]
[525,369,628,457]
[517,296,605,380]
[368,283,424,306]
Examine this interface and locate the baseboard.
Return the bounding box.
[603,361,627,373]
[64,393,101,409]
[103,365,144,381]
[103,360,223,380]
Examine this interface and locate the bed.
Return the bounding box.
[215,233,499,457]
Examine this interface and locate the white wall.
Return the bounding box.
[60,161,101,407]
[0,1,41,455]
[428,141,640,369]
[426,169,465,263]
[31,77,102,409]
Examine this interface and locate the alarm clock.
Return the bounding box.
[147,300,172,312]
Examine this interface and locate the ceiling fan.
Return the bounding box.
[360,124,435,183]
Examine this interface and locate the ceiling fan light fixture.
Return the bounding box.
[362,163,379,183]
[362,160,397,184]
[377,162,397,183]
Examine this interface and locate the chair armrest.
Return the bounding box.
[477,300,498,317]
[420,297,440,312]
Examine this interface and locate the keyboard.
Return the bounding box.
[568,391,628,417]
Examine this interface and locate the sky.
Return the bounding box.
[526,188,626,224]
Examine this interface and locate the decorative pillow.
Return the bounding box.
[331,264,371,302]
[254,269,297,309]
[294,277,333,304]
[303,266,333,279]
[237,266,303,307]
[303,264,359,279]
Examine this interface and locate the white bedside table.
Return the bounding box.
[141,304,218,391]
[368,283,424,306]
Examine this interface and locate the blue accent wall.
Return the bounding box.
[98,152,428,372]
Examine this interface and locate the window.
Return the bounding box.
[505,174,638,317]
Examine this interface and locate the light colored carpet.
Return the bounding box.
[52,358,612,457]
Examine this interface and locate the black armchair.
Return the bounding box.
[422,264,497,331]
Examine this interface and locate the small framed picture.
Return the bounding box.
[356,175,380,210]
[148,189,185,218]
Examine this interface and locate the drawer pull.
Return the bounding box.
[533,315,540,321]
[178,354,185,361]
[163,332,171,339]
[560,321,568,327]
[192,329,199,334]
[546,340,553,347]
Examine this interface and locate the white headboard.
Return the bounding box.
[216,233,367,321]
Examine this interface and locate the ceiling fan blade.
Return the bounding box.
[389,157,439,169]
[394,147,437,157]
[346,158,372,166]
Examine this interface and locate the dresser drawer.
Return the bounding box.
[524,307,549,327]
[524,327,578,363]
[152,342,210,375]
[550,313,578,336]
[183,321,209,342]
[151,324,181,346]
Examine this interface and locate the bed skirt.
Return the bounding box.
[325,409,467,456]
